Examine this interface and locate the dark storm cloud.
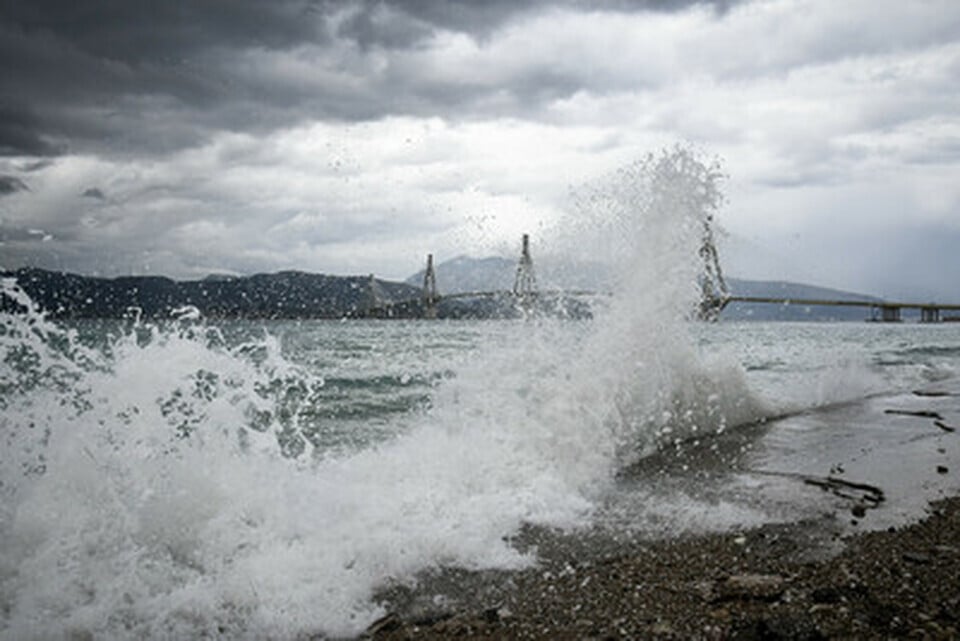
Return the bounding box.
[0,0,328,156]
[0,174,29,195]
[1,0,327,62]
[335,3,433,50]
[0,102,65,156]
[1,0,955,298]
[387,0,734,37]
[0,0,740,158]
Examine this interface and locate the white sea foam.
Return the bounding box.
[0,306,599,638]
[0,148,779,639]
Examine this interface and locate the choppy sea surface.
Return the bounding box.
[3,307,960,639]
[2,151,959,638]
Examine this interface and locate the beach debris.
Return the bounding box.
[883,407,958,433]
[884,409,944,420]
[912,390,952,397]
[802,476,885,507]
[746,469,885,510]
[367,612,401,635]
[934,420,956,433]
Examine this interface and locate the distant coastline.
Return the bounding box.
[2,264,894,322]
[1,267,419,320]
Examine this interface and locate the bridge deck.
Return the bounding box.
[362,290,960,321]
[726,296,960,311]
[441,289,601,300]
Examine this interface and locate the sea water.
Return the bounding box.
[3,150,960,639]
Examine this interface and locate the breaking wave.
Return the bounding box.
[0,147,768,639]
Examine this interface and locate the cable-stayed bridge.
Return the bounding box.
[358,226,960,322]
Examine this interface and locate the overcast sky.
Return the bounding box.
[1,0,958,300]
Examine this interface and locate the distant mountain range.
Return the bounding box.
[2,259,889,322]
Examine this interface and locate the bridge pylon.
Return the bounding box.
[512,233,539,317]
[422,253,438,319]
[513,233,538,298]
[697,215,729,321]
[364,273,387,317]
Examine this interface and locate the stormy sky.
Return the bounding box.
[1,0,958,300]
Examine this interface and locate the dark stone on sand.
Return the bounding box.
[482,607,501,623]
[810,587,841,604]
[938,465,949,474]
[851,504,867,518]
[715,574,786,603]
[730,614,825,640]
[902,551,932,564]
[408,611,455,627]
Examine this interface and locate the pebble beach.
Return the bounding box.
[370,495,960,639]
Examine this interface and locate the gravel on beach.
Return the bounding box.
[369,495,960,640]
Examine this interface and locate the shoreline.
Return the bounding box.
[367,385,959,640]
[369,495,960,639]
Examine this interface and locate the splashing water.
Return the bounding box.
[558,149,759,457]
[0,148,762,639]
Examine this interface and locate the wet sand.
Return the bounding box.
[368,386,959,640]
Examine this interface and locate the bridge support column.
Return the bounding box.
[921,307,941,323]
[880,305,901,322]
